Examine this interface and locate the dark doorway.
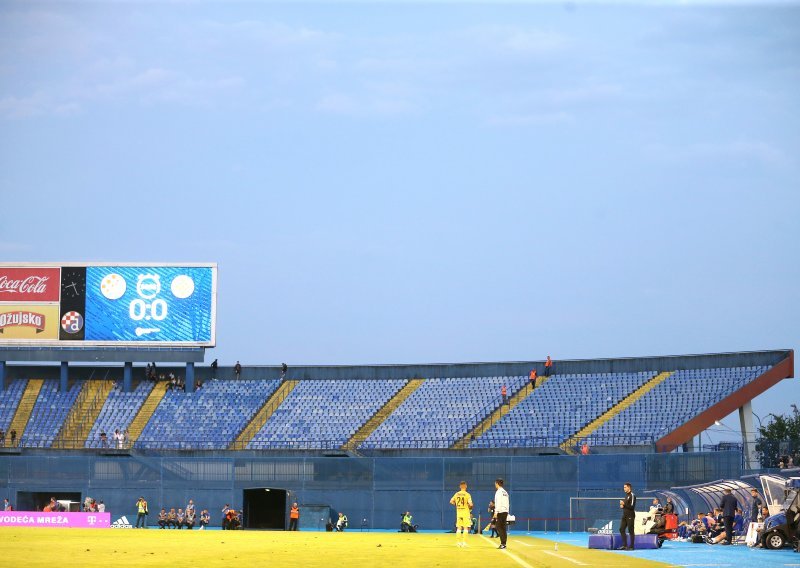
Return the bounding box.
[243,488,287,530]
[16,491,82,512]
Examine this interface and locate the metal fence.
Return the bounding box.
[0,451,743,530]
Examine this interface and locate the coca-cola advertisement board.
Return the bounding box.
[0,267,61,303]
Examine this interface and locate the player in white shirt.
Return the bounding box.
[493,478,510,549]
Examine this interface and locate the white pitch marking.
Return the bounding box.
[479,535,535,568]
[542,550,589,566]
[514,540,534,547]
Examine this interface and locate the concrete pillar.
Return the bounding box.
[186,362,195,392]
[60,362,68,392]
[739,401,759,470]
[0,361,5,391]
[123,362,133,393]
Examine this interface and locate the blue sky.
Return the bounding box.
[1,1,798,442]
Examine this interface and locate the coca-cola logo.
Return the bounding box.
[0,275,50,296]
[0,311,46,333]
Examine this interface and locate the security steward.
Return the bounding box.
[619,482,636,550]
[289,503,300,531]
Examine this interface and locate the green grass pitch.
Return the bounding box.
[0,528,669,567]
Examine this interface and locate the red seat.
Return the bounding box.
[663,514,678,539]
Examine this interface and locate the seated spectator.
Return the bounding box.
[176,508,185,529]
[663,498,675,515]
[734,509,745,534]
[166,508,178,528]
[157,509,168,529]
[199,509,210,530]
[185,508,196,530]
[648,513,667,535]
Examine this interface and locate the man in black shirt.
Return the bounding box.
[619,482,636,550]
[663,497,675,515]
[719,489,737,545]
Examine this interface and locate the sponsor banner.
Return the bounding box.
[0,511,111,528]
[85,266,214,343]
[59,266,86,341]
[111,515,133,529]
[0,267,61,303]
[0,263,216,346]
[596,519,618,534]
[0,304,60,339]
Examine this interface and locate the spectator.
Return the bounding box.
[234,361,242,379]
[664,497,675,515]
[750,489,762,522]
[195,379,203,390]
[100,431,108,448]
[779,460,785,469]
[289,502,300,531]
[501,385,508,405]
[733,508,744,534]
[580,442,590,455]
[186,499,195,518]
[157,509,168,529]
[3,498,11,511]
[135,496,148,528]
[336,512,348,532]
[760,505,769,522]
[10,429,16,447]
[98,500,105,513]
[210,359,218,379]
[281,363,288,378]
[122,429,130,448]
[544,355,553,377]
[199,509,210,530]
[146,363,152,379]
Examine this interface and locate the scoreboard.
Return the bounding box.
[0,263,216,347]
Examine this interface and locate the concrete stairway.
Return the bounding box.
[342,378,425,452]
[126,381,169,445]
[561,371,675,454]
[451,379,544,449]
[229,380,299,450]
[6,379,43,447]
[54,380,114,449]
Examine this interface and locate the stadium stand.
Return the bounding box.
[20,380,83,448]
[470,372,656,448]
[85,381,154,448]
[361,375,529,449]
[0,379,26,436]
[248,379,407,449]
[589,366,771,446]
[136,379,281,450]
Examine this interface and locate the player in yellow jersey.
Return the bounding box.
[449,480,473,547]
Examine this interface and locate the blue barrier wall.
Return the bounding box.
[0,451,742,530]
